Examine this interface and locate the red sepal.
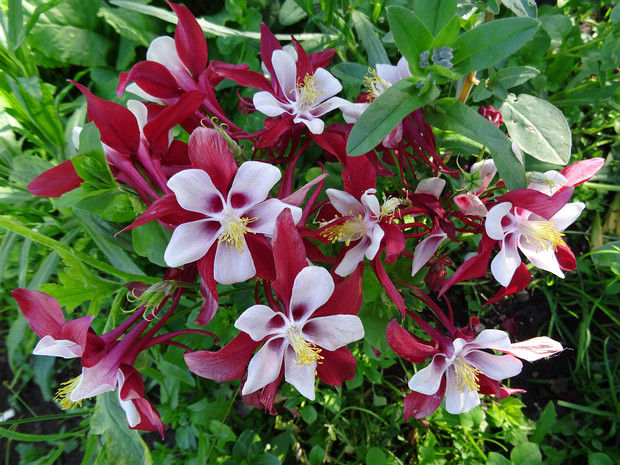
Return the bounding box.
[272,210,308,304]
[188,127,237,193]
[316,347,357,385]
[27,159,83,197]
[386,319,438,364]
[485,263,531,306]
[167,0,208,78]
[403,377,446,421]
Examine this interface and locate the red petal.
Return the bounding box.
[124,61,180,99]
[210,61,272,91]
[184,332,259,381]
[259,23,282,80]
[188,127,237,193]
[341,154,376,199]
[57,315,96,352]
[27,159,83,197]
[195,279,218,326]
[403,376,446,421]
[386,319,438,363]
[313,265,363,318]
[371,258,405,317]
[272,210,308,304]
[440,235,495,296]
[316,347,357,385]
[497,187,574,220]
[555,243,576,271]
[382,222,406,264]
[71,81,139,155]
[310,131,348,165]
[246,234,276,282]
[485,263,531,306]
[560,158,604,187]
[12,289,65,338]
[167,1,208,77]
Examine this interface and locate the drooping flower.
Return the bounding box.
[253,49,347,134]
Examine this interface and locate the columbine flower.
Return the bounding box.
[253,49,347,134]
[319,188,385,276]
[407,329,562,415]
[485,199,584,287]
[235,266,364,400]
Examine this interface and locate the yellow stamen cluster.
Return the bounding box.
[519,220,566,251]
[320,214,367,246]
[364,69,391,101]
[295,74,325,110]
[380,197,402,219]
[287,326,323,367]
[54,375,84,410]
[452,356,481,392]
[218,210,258,253]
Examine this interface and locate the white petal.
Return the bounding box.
[313,68,342,100]
[253,91,291,117]
[242,338,286,395]
[518,238,564,278]
[228,161,282,210]
[334,236,371,277]
[127,100,148,131]
[411,231,447,276]
[284,346,317,400]
[247,200,302,235]
[168,169,224,215]
[376,62,401,84]
[271,50,298,97]
[466,351,523,380]
[289,267,335,324]
[146,36,186,79]
[213,240,256,285]
[302,315,365,350]
[33,336,82,359]
[125,83,158,102]
[444,366,480,414]
[408,356,449,395]
[396,56,412,79]
[485,202,513,240]
[490,235,521,287]
[294,114,325,134]
[71,367,118,401]
[164,220,220,267]
[360,189,381,217]
[465,329,512,352]
[365,224,385,260]
[415,177,445,199]
[340,102,368,123]
[508,337,563,362]
[235,305,288,341]
[116,372,140,427]
[326,189,364,216]
[549,202,585,231]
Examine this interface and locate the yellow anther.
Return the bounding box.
[294,74,325,110]
[364,68,391,101]
[287,326,323,367]
[320,214,367,246]
[452,356,481,392]
[380,197,402,219]
[54,375,84,410]
[218,210,258,253]
[519,220,566,251]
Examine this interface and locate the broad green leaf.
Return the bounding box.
[531,401,556,443]
[279,0,307,26]
[430,16,461,50]
[98,4,160,47]
[330,62,368,84]
[500,94,571,165]
[539,15,572,43]
[365,447,388,465]
[132,220,171,268]
[347,81,439,156]
[92,392,153,465]
[386,6,433,74]
[415,0,457,37]
[589,452,614,465]
[425,99,526,191]
[502,0,537,18]
[489,66,540,89]
[351,10,389,67]
[300,404,317,425]
[8,0,24,51]
[27,24,114,68]
[453,17,539,74]
[487,451,512,465]
[510,442,542,465]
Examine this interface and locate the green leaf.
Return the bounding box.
[365,447,388,465]
[502,0,537,18]
[132,220,171,268]
[300,404,317,425]
[386,6,433,74]
[8,0,25,51]
[489,66,540,89]
[539,15,572,43]
[510,442,542,465]
[430,16,461,50]
[500,94,571,165]
[347,81,439,156]
[98,4,160,47]
[308,445,324,465]
[487,451,512,465]
[453,17,539,74]
[91,392,153,465]
[279,0,307,26]
[351,10,389,67]
[27,23,114,67]
[425,99,526,190]
[589,452,614,465]
[531,401,556,443]
[415,0,457,37]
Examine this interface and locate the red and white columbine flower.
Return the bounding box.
[162,129,302,285]
[253,49,347,134]
[235,265,364,399]
[484,197,584,287]
[406,329,562,415]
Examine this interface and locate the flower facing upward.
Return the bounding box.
[253,49,347,134]
[235,266,364,400]
[164,162,302,285]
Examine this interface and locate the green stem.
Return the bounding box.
[463,427,487,461]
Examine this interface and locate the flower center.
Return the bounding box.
[518,219,566,251]
[287,326,323,367]
[364,69,391,100]
[55,375,84,410]
[218,210,258,253]
[320,214,368,246]
[294,74,325,111]
[452,355,481,392]
[380,197,402,219]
